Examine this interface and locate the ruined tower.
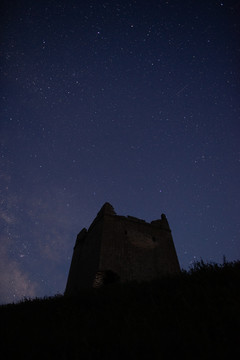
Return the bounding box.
[65,203,180,296]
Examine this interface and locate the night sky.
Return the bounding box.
[1,0,240,304]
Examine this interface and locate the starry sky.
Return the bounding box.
[1,0,240,304]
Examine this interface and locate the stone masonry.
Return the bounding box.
[65,203,180,296]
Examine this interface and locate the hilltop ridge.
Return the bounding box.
[1,261,240,359]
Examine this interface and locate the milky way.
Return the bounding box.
[0,0,240,304]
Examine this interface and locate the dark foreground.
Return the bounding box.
[1,261,240,359]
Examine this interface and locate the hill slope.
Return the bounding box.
[1,261,240,359]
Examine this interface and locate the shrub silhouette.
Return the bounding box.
[1,260,240,359]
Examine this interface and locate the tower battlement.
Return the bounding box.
[65,203,180,295]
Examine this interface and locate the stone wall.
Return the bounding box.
[65,203,180,295]
[65,220,103,295]
[99,212,180,283]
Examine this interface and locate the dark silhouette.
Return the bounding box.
[65,202,180,296]
[1,260,240,359]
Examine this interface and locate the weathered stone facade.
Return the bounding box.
[65,203,180,296]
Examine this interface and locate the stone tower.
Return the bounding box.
[65,203,180,295]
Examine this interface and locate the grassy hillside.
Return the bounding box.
[1,261,240,359]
